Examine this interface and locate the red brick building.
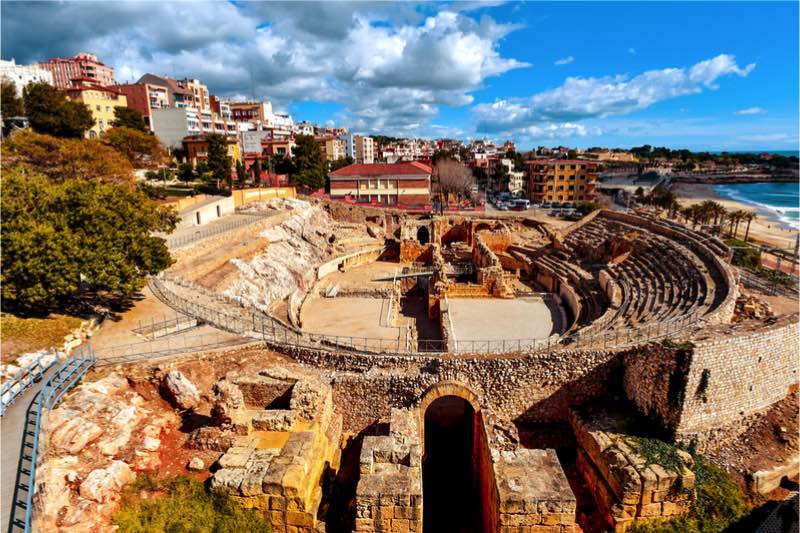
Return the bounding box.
[329,162,432,206]
[39,52,115,89]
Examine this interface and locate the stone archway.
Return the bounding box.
[418,382,484,533]
[417,225,430,245]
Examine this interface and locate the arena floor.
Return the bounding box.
[447,296,562,344]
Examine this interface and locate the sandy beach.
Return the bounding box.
[672,182,799,251]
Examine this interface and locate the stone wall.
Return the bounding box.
[569,406,694,532]
[623,315,800,446]
[677,315,799,439]
[354,409,423,533]
[280,346,622,434]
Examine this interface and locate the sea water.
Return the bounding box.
[713,182,800,230]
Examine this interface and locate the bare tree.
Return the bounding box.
[434,158,474,202]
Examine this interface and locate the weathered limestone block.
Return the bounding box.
[569,406,695,531]
[49,415,104,455]
[161,370,200,410]
[79,460,135,503]
[211,468,245,493]
[211,380,245,426]
[252,409,295,431]
[495,448,577,532]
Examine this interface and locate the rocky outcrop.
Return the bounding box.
[34,373,178,533]
[161,370,200,410]
[79,461,135,503]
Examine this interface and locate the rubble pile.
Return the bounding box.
[733,293,774,321]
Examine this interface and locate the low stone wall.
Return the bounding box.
[354,409,423,533]
[317,246,385,280]
[569,406,694,532]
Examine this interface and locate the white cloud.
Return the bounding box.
[1,2,528,136]
[628,47,636,55]
[472,54,756,135]
[554,56,574,66]
[735,107,767,115]
[736,132,795,142]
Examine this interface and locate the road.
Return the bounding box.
[1,368,52,533]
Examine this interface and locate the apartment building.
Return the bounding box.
[39,52,114,89]
[116,82,169,127]
[341,134,374,164]
[183,134,241,165]
[64,79,127,138]
[0,59,54,95]
[525,160,599,204]
[228,101,272,123]
[178,78,211,113]
[135,74,193,108]
[329,162,431,206]
[317,136,346,161]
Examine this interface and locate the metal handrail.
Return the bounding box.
[9,347,96,533]
[164,212,273,250]
[151,274,708,358]
[1,358,56,417]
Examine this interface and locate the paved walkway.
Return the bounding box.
[1,368,52,533]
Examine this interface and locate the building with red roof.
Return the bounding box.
[329,162,432,206]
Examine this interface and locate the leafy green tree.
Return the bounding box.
[290,134,326,189]
[195,161,210,177]
[111,107,149,133]
[206,134,231,189]
[1,168,177,312]
[1,79,24,117]
[23,82,93,138]
[2,130,133,186]
[177,162,194,182]
[102,126,166,168]
[330,155,354,172]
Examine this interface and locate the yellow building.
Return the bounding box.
[66,80,127,139]
[525,159,600,204]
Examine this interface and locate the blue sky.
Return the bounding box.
[2,1,798,150]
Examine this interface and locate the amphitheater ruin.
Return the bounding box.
[24,197,799,533]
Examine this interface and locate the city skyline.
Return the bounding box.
[2,1,798,150]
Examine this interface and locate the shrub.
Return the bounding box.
[628,456,747,533]
[114,475,272,533]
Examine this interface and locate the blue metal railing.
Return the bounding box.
[8,347,96,533]
[0,358,56,417]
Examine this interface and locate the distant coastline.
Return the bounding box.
[672,174,797,185]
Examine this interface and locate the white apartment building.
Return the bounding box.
[150,106,236,149]
[341,134,374,164]
[0,59,54,96]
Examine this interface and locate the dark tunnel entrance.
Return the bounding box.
[417,226,430,245]
[422,395,481,533]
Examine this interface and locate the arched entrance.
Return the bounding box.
[417,226,430,245]
[422,395,482,532]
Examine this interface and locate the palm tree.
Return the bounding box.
[728,210,744,239]
[743,211,757,242]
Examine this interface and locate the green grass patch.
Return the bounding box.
[629,436,688,475]
[113,475,272,533]
[1,312,82,363]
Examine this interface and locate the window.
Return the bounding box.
[216,205,221,218]
[106,106,110,112]
[96,105,101,111]
[581,164,587,170]
[570,165,576,170]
